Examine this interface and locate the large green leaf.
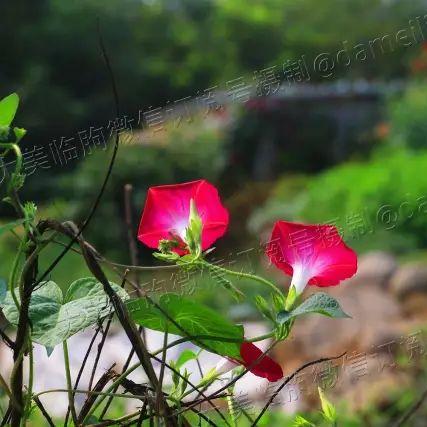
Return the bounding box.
[0,280,6,305]
[277,292,350,324]
[127,294,244,360]
[0,93,19,126]
[0,278,129,348]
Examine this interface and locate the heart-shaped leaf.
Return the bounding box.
[0,93,19,126]
[127,293,244,360]
[0,279,6,305]
[0,278,129,348]
[277,292,350,324]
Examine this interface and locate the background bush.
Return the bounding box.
[389,83,427,150]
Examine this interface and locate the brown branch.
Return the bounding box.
[124,184,141,283]
[78,232,177,427]
[10,242,38,426]
[0,326,14,350]
[0,404,12,426]
[78,364,117,423]
[32,395,55,427]
[99,332,139,419]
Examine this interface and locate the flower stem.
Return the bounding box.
[246,331,275,342]
[0,372,12,400]
[227,387,237,427]
[21,338,34,427]
[8,233,25,311]
[63,340,78,425]
[196,259,283,296]
[82,361,141,423]
[0,143,22,175]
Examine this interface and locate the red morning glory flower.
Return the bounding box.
[215,342,283,382]
[266,221,357,295]
[138,180,229,254]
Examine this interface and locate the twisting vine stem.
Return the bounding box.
[63,340,78,425]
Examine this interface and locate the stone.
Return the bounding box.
[390,262,427,298]
[350,251,397,288]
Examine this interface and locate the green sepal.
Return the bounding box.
[185,199,203,257]
[254,295,275,322]
[285,285,297,311]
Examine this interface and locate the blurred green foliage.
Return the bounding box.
[1,0,426,151]
[251,148,427,254]
[389,83,427,149]
[249,81,427,254]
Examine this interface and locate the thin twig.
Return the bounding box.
[156,328,169,420]
[99,337,137,419]
[30,18,121,293]
[32,395,55,427]
[124,183,146,344]
[251,352,347,426]
[180,340,280,417]
[0,327,14,350]
[87,271,128,392]
[88,317,114,391]
[0,404,12,426]
[79,233,177,426]
[78,364,116,423]
[392,385,427,427]
[124,183,141,283]
[63,340,78,425]
[150,354,230,427]
[64,324,102,426]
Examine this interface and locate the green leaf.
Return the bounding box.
[0,219,26,237]
[0,93,19,126]
[318,387,337,423]
[277,292,350,324]
[293,415,315,426]
[175,349,198,369]
[127,293,244,359]
[0,278,129,348]
[0,279,6,305]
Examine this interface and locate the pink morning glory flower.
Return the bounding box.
[215,342,283,382]
[138,179,229,254]
[266,221,357,295]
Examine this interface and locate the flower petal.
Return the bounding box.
[266,221,357,289]
[137,180,229,253]
[240,342,283,382]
